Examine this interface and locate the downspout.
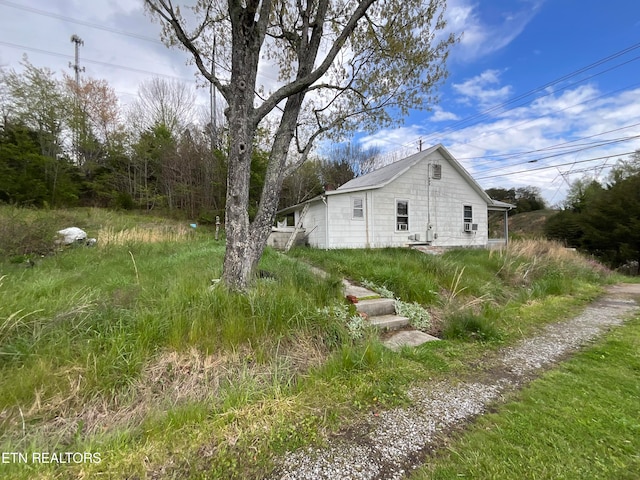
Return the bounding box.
[365,191,370,248]
[370,191,375,247]
[322,195,328,249]
[504,208,509,246]
[427,163,432,242]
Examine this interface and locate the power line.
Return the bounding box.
[366,41,640,158]
[451,82,640,166]
[0,0,162,44]
[459,120,640,162]
[476,151,636,180]
[472,135,640,176]
[0,40,195,82]
[416,42,640,146]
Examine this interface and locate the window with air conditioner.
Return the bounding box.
[463,205,473,232]
[396,200,409,231]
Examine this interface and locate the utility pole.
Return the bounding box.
[69,34,85,164]
[69,34,85,84]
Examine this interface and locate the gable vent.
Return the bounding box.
[431,164,442,180]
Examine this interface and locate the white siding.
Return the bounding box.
[299,148,493,249]
[369,155,431,247]
[323,150,490,248]
[424,151,489,247]
[326,193,369,248]
[304,200,327,248]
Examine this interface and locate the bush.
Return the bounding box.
[395,300,431,331]
[0,207,62,259]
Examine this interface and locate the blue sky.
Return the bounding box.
[1,0,640,205]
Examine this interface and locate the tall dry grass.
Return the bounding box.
[97,224,195,247]
[497,239,611,277]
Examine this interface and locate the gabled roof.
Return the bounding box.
[329,143,506,207]
[331,144,441,193]
[277,144,513,214]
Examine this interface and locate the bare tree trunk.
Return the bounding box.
[221,3,263,290]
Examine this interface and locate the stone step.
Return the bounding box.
[383,330,440,350]
[355,298,396,317]
[343,280,377,299]
[368,314,411,331]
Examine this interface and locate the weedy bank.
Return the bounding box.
[0,207,617,479]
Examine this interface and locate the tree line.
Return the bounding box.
[0,59,230,220]
[544,153,640,269]
[0,60,555,227]
[0,59,382,223]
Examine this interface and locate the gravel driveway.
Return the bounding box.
[270,284,640,480]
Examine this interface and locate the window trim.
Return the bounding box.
[463,205,473,222]
[463,205,473,232]
[396,199,409,231]
[431,163,442,180]
[352,196,364,220]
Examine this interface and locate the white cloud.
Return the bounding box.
[430,106,460,122]
[358,126,423,159]
[445,0,545,61]
[453,69,513,107]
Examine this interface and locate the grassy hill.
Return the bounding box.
[508,209,558,238]
[0,206,619,479]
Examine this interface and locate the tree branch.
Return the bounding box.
[145,0,230,100]
[254,0,376,123]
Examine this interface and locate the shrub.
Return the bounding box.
[0,207,61,259]
[396,300,431,331]
[317,304,370,340]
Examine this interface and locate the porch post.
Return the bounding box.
[503,209,509,246]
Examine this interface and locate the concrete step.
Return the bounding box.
[383,330,440,350]
[368,314,410,331]
[355,298,396,317]
[343,280,378,299]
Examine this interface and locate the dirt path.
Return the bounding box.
[270,284,640,480]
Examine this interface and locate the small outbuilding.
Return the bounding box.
[270,144,512,250]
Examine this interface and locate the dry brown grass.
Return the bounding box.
[96,224,194,247]
[488,239,612,292]
[1,336,330,447]
[505,239,583,262]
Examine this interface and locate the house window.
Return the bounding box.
[463,205,473,232]
[464,205,473,222]
[396,200,409,231]
[352,197,364,219]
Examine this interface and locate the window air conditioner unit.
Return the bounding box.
[464,222,472,232]
[398,223,409,231]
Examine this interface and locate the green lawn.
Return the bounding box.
[411,315,640,480]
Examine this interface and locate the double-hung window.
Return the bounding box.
[463,205,473,232]
[396,200,409,231]
[352,197,364,219]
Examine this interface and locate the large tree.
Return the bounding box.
[145,0,456,290]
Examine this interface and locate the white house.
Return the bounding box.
[270,144,512,250]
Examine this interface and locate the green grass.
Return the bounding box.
[411,315,640,480]
[291,241,613,343]
[0,207,625,479]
